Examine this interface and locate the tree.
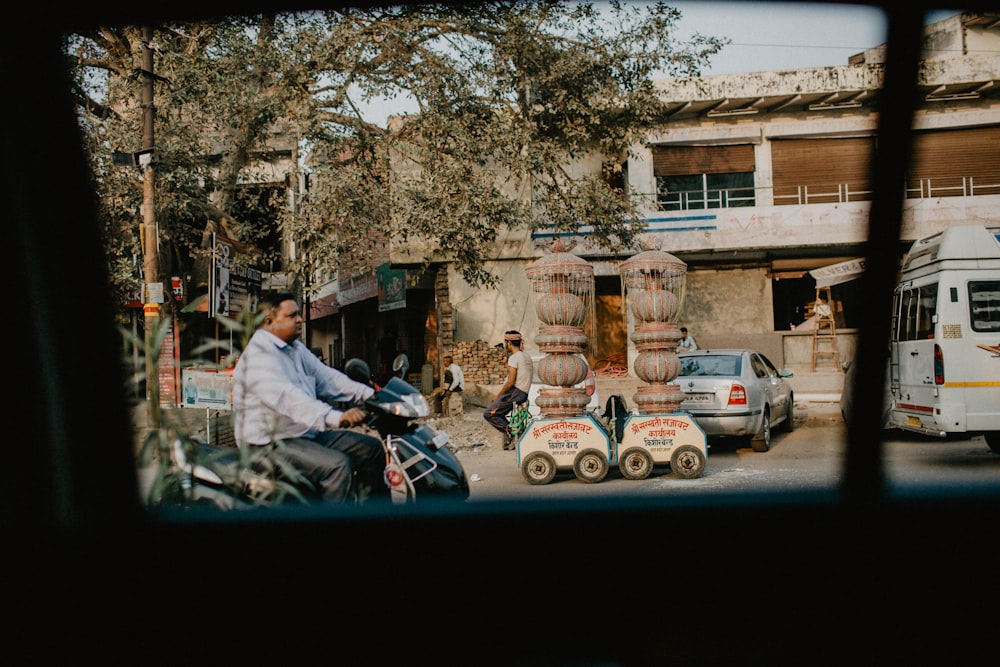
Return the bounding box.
[69,2,726,304]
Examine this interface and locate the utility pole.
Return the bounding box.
[140,26,161,421]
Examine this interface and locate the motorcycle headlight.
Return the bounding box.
[385,393,430,418]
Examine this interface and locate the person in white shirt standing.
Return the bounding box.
[232,292,388,504]
[677,327,699,353]
[440,354,465,417]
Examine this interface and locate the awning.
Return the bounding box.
[809,258,866,288]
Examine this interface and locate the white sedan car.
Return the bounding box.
[527,354,600,418]
[675,349,794,452]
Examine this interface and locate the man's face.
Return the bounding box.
[266,299,302,343]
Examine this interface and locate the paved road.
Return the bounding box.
[137,398,1000,506]
[453,401,1000,502]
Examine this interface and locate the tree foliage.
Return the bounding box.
[69,1,726,303]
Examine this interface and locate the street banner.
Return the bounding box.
[211,234,263,318]
[377,262,406,312]
[181,369,233,410]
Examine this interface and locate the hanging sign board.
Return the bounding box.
[810,258,866,287]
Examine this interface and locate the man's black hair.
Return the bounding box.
[259,291,297,309]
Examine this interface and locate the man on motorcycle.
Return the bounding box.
[232,292,389,503]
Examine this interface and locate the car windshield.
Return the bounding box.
[678,355,742,377]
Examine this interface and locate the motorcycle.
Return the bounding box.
[170,359,470,508]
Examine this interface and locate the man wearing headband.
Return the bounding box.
[484,330,534,450]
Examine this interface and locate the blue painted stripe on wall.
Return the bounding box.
[532,214,718,238]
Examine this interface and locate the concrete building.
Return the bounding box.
[313,11,1000,384]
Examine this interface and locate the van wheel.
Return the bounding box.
[573,448,609,484]
[985,432,1000,454]
[752,410,771,452]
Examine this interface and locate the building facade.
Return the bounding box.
[385,10,1000,381]
[303,11,1000,386]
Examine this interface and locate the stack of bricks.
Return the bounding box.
[435,267,454,351]
[450,340,509,387]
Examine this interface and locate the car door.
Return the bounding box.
[755,352,791,422]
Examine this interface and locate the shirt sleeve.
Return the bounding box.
[300,343,375,406]
[233,333,374,443]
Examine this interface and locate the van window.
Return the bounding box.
[896,283,938,341]
[969,281,1000,332]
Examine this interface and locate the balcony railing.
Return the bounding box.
[773,183,873,206]
[904,175,1000,199]
[654,175,1000,211]
[657,188,755,211]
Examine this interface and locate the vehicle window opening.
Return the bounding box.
[895,283,938,341]
[969,280,1000,332]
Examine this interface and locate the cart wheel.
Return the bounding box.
[573,448,609,484]
[618,447,653,481]
[520,451,557,485]
[670,445,706,479]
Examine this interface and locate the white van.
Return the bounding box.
[888,225,1000,452]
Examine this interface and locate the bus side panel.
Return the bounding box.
[950,275,1000,432]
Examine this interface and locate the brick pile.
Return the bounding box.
[449,340,509,387]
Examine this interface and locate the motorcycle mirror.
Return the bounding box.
[344,358,371,384]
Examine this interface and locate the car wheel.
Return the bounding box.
[985,432,1000,454]
[573,448,609,484]
[520,451,557,485]
[752,409,771,452]
[779,395,795,432]
[618,447,653,480]
[670,445,706,479]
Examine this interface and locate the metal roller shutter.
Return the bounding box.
[652,144,755,176]
[771,137,875,204]
[909,126,1000,197]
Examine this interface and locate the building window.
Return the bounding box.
[657,172,755,210]
[652,144,756,211]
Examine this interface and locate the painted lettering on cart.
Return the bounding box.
[548,440,579,450]
[631,417,690,434]
[531,421,591,452]
[531,420,595,438]
[632,419,687,450]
